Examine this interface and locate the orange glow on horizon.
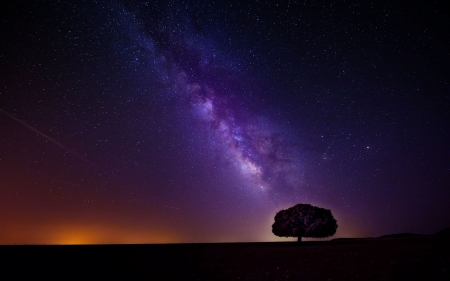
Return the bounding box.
[50,227,180,245]
[0,221,181,245]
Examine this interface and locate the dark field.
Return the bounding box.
[2,236,449,280]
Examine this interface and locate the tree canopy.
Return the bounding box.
[272,203,338,241]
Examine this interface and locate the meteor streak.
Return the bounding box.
[163,205,180,210]
[322,140,335,159]
[1,109,93,166]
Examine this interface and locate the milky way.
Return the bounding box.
[119,4,307,200]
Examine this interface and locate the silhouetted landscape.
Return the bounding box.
[3,229,449,280]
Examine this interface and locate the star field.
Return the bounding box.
[0,0,449,244]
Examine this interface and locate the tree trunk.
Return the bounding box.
[297,236,302,243]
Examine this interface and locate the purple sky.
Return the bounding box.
[1,0,449,244]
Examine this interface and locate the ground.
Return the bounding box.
[2,235,449,280]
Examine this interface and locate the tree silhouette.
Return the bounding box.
[272,203,338,242]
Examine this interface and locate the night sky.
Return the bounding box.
[1,0,449,244]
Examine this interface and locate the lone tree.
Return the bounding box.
[272,203,338,242]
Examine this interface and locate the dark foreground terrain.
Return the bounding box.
[2,235,449,280]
